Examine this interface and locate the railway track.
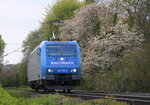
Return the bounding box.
[7,88,150,105]
[59,91,150,105]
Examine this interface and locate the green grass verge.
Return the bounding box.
[0,87,18,105]
[4,86,31,89]
[2,88,129,105]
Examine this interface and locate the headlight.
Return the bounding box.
[73,69,77,72]
[71,69,77,72]
[48,69,54,72]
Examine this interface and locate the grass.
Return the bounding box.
[4,85,31,89]
[1,87,129,105]
[6,89,39,98]
[0,87,18,105]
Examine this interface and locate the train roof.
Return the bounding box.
[39,41,78,47]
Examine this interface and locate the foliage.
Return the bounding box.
[108,0,150,92]
[122,0,150,39]
[85,0,96,3]
[122,47,150,92]
[83,22,143,72]
[0,35,5,72]
[41,0,82,40]
[50,0,82,20]
[61,3,144,91]
[0,64,19,87]
[0,63,28,87]
[22,30,43,59]
[17,62,28,86]
[0,35,5,56]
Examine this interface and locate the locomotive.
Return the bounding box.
[27,40,81,92]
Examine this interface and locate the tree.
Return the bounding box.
[17,62,27,86]
[0,64,19,87]
[85,0,96,3]
[0,35,5,56]
[0,35,5,72]
[123,0,150,40]
[121,0,150,91]
[40,0,82,39]
[109,0,150,92]
[60,3,144,91]
[22,30,43,60]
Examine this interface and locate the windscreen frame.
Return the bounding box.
[46,45,77,56]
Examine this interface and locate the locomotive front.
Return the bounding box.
[41,41,81,92]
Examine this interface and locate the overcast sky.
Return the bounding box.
[0,0,55,64]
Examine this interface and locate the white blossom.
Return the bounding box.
[60,3,144,75]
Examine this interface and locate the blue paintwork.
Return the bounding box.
[39,41,81,79]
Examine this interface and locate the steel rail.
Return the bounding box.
[59,92,150,105]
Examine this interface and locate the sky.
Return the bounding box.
[0,0,55,64]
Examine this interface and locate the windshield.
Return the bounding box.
[62,46,76,56]
[46,45,77,56]
[47,46,61,56]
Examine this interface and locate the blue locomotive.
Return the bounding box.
[27,41,81,92]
